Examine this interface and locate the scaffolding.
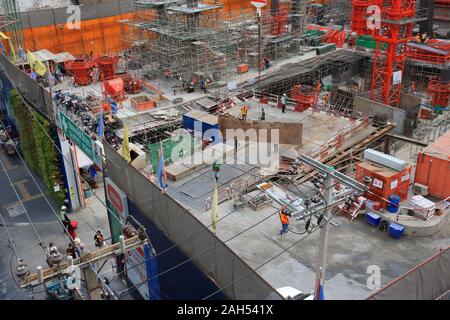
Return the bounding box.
[120,0,323,84]
[1,0,24,52]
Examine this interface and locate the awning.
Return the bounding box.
[31,49,58,62]
[76,147,94,169]
[54,52,76,63]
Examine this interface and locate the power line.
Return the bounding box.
[0,121,118,300]
[109,162,330,293]
[202,221,324,300]
[0,63,128,231]
[0,213,21,259]
[0,158,48,254]
[117,184,328,300]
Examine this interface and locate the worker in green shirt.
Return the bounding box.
[212,160,221,181]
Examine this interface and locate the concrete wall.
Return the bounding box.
[104,142,282,300]
[17,0,71,13]
[19,0,133,28]
[353,96,406,134]
[218,117,303,146]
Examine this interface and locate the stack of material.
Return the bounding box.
[409,195,435,211]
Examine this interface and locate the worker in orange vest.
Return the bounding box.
[279,206,292,235]
[240,105,249,120]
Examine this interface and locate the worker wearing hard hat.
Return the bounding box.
[279,206,292,235]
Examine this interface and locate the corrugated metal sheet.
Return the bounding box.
[31,49,58,62]
[363,149,407,171]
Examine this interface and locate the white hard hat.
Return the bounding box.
[61,206,67,210]
[283,93,287,96]
[74,238,81,245]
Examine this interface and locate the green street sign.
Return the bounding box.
[59,110,94,160]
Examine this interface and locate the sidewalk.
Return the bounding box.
[0,148,132,299]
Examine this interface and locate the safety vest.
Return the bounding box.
[279,211,289,224]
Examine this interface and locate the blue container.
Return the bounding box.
[182,114,195,131]
[365,212,381,227]
[387,194,401,213]
[388,222,405,239]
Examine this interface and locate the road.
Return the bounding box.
[0,147,64,299]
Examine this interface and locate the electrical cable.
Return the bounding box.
[117,184,330,300]
[202,220,324,300]
[0,158,48,254]
[0,65,128,231]
[0,121,118,300]
[0,212,21,259]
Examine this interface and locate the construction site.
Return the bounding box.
[0,0,449,301]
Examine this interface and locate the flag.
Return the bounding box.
[315,283,325,300]
[97,109,104,138]
[0,31,9,40]
[0,41,5,55]
[157,142,168,191]
[27,49,47,76]
[211,181,218,233]
[122,124,131,162]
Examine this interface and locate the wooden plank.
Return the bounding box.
[21,236,145,287]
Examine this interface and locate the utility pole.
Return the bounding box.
[296,154,367,299]
[314,165,334,300]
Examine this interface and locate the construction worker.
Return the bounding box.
[212,160,221,181]
[415,33,421,43]
[240,105,249,120]
[421,32,427,43]
[281,93,287,113]
[279,206,292,235]
[410,81,416,92]
[260,107,266,121]
[200,78,207,94]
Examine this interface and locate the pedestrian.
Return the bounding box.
[212,160,221,181]
[94,230,105,248]
[59,205,68,220]
[68,221,77,239]
[73,237,85,257]
[62,211,71,233]
[65,243,76,259]
[49,242,58,256]
[281,93,287,113]
[279,206,292,235]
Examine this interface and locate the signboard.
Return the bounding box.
[372,178,383,189]
[124,240,160,300]
[105,177,160,300]
[59,110,94,159]
[390,179,398,190]
[393,71,402,85]
[105,177,128,244]
[58,109,103,169]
